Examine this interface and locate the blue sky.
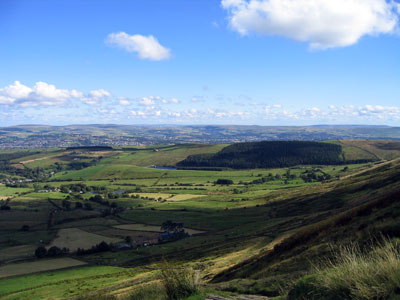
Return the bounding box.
[0,0,399,126]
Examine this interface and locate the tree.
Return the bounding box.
[21,224,30,231]
[97,241,110,252]
[75,201,83,209]
[60,185,69,193]
[161,220,184,233]
[215,179,234,185]
[35,246,47,258]
[47,246,63,257]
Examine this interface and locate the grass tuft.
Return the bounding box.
[160,261,199,300]
[130,282,165,300]
[290,238,400,300]
[129,262,199,300]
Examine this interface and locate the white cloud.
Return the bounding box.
[139,97,156,106]
[82,89,111,105]
[192,96,206,103]
[0,81,83,107]
[88,89,111,99]
[170,97,180,104]
[105,32,171,60]
[119,99,131,106]
[0,81,32,105]
[0,81,113,107]
[261,104,400,121]
[221,0,399,49]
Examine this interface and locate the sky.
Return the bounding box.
[0,0,399,126]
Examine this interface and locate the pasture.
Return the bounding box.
[0,245,36,263]
[0,257,86,278]
[0,265,136,300]
[48,228,122,252]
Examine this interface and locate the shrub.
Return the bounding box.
[215,179,234,185]
[160,261,199,300]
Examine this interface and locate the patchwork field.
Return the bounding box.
[48,228,122,252]
[114,223,205,235]
[129,192,206,201]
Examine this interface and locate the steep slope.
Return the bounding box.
[210,159,400,293]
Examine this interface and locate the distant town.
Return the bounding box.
[1,124,399,149]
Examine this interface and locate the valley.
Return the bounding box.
[0,140,400,299]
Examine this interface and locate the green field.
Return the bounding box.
[1,141,400,299]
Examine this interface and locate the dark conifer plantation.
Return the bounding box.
[178,141,344,169]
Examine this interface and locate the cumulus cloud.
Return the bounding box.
[329,104,400,119]
[261,104,400,121]
[105,32,171,60]
[0,81,82,107]
[0,81,112,107]
[0,81,32,105]
[139,97,156,106]
[221,0,399,49]
[81,89,111,105]
[119,99,130,106]
[192,96,206,103]
[135,96,179,106]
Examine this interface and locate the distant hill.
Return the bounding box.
[1,124,400,148]
[177,141,344,169]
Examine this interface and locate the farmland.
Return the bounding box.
[48,228,122,252]
[0,257,87,278]
[0,140,400,299]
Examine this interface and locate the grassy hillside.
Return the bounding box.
[210,158,400,295]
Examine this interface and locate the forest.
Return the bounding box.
[177,141,345,169]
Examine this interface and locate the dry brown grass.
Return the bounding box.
[0,257,86,278]
[312,239,400,300]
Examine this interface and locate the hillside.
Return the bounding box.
[210,158,400,295]
[178,141,345,169]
